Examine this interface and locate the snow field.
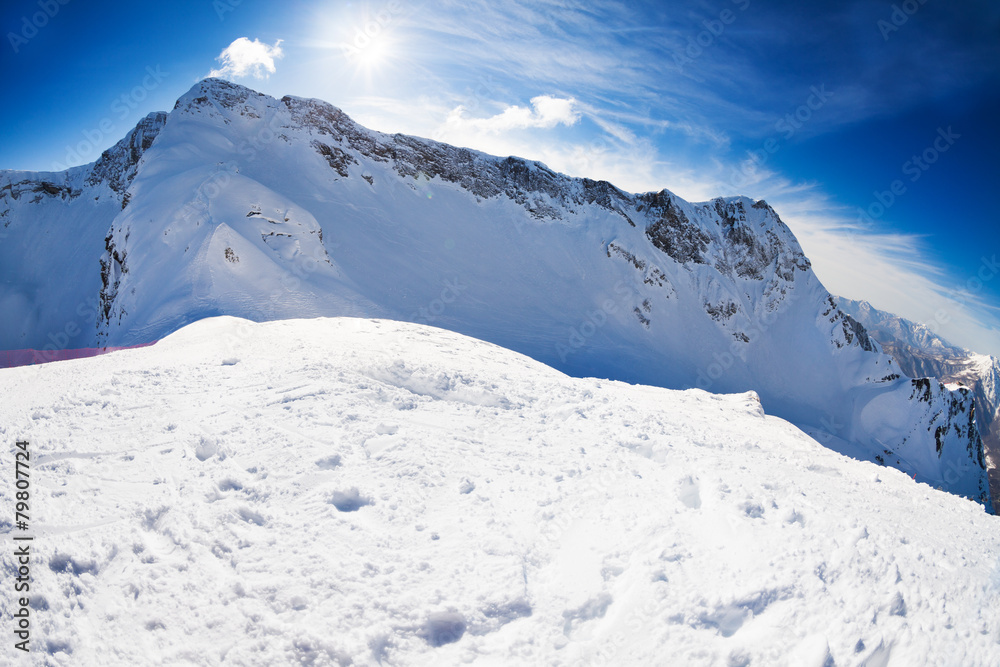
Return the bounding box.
[1,316,998,666]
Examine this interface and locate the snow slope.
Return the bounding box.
[0,79,989,505]
[836,297,1000,513]
[0,317,998,666]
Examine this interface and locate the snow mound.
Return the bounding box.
[1,316,998,665]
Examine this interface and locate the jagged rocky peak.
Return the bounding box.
[161,80,811,250]
[175,77,263,111]
[912,376,986,467]
[162,81,693,231]
[642,190,712,265]
[86,111,168,198]
[822,296,878,353]
[837,297,967,356]
[641,190,811,291]
[0,110,167,209]
[280,92,354,132]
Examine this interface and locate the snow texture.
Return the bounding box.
[1,317,998,666]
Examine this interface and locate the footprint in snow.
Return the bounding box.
[329,487,372,512]
[677,476,701,509]
[421,611,467,647]
[315,454,342,470]
[195,436,219,461]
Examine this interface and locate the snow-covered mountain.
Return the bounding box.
[2,317,998,665]
[0,78,990,506]
[836,297,1000,512]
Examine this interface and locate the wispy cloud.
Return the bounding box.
[208,38,284,80]
[711,168,1000,355]
[295,0,1000,355]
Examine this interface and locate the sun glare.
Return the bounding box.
[351,34,392,71]
[334,8,403,79]
[304,4,411,87]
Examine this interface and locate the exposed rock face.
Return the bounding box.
[312,140,357,178]
[86,111,168,199]
[644,192,711,265]
[823,297,876,353]
[0,78,990,509]
[99,229,129,335]
[0,179,81,205]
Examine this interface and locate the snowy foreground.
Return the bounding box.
[2,317,999,666]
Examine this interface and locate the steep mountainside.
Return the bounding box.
[0,78,990,506]
[837,297,1000,512]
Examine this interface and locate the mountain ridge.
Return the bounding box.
[0,78,990,507]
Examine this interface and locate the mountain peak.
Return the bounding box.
[172,77,275,119]
[0,79,991,508]
[175,77,252,103]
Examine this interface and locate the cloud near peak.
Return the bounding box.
[208,37,284,80]
[447,95,581,134]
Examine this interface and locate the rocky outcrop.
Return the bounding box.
[86,111,168,199]
[643,192,711,265]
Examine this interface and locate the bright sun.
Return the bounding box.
[339,20,398,77]
[354,36,391,71]
[310,8,406,84]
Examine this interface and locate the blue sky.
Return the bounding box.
[2,0,999,354]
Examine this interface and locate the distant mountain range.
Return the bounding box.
[0,78,990,507]
[836,297,1000,512]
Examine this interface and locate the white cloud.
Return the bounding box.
[208,38,284,80]
[446,95,580,134]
